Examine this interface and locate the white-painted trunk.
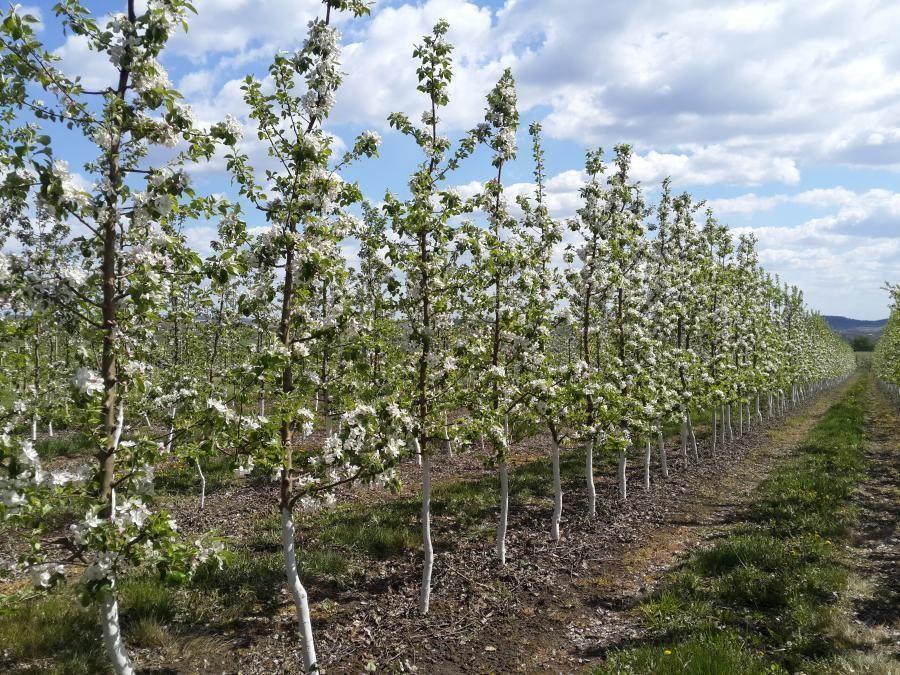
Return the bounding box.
[680,416,688,461]
[48,420,53,437]
[726,405,734,441]
[31,415,37,441]
[165,407,175,453]
[550,435,563,542]
[618,450,627,501]
[658,430,669,478]
[419,448,433,615]
[686,413,698,460]
[642,440,651,489]
[142,412,151,428]
[195,458,206,511]
[738,401,744,436]
[281,508,318,672]
[746,401,752,432]
[585,437,596,517]
[442,411,453,457]
[711,408,717,455]
[720,405,727,446]
[100,589,134,675]
[755,393,763,422]
[497,460,508,564]
[259,395,266,416]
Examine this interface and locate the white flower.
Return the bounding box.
[19,440,39,466]
[235,456,254,477]
[82,552,117,583]
[0,252,10,280]
[117,497,151,528]
[384,436,402,459]
[74,367,104,396]
[133,57,171,94]
[360,130,381,147]
[30,563,63,588]
[222,114,243,142]
[1,490,25,508]
[60,264,89,287]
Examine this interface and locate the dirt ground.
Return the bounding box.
[134,380,858,673]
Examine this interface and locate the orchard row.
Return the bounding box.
[0,2,856,673]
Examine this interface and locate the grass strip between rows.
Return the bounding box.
[598,376,869,674]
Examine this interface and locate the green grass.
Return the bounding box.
[597,376,870,674]
[0,593,107,674]
[36,434,94,459]
[155,455,240,495]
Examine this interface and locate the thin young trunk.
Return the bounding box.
[419,449,433,615]
[643,439,651,490]
[281,507,317,672]
[755,393,762,422]
[726,404,734,441]
[618,450,627,501]
[686,413,698,461]
[550,432,562,542]
[31,415,37,441]
[738,401,744,436]
[48,420,53,438]
[585,436,596,517]
[658,430,669,478]
[711,408,717,454]
[720,404,726,446]
[195,458,206,511]
[442,411,453,457]
[100,589,134,675]
[165,407,176,453]
[680,415,688,462]
[142,412,151,428]
[497,460,508,564]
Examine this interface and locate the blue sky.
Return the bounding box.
[23,0,900,319]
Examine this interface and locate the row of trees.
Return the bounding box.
[874,284,900,402]
[0,2,855,672]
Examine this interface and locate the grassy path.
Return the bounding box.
[594,374,899,674]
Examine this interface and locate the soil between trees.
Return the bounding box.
[151,380,858,673]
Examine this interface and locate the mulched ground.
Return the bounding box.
[1,383,861,673]
[133,384,853,673]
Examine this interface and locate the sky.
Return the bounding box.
[20,0,900,319]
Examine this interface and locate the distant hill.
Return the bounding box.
[823,315,888,338]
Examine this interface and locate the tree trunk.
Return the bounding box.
[643,440,651,490]
[618,450,627,501]
[497,460,508,564]
[585,437,596,517]
[442,411,453,457]
[419,445,433,615]
[658,430,668,478]
[711,408,717,455]
[100,589,134,675]
[551,434,563,542]
[195,458,206,511]
[281,507,318,672]
[686,413,698,460]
